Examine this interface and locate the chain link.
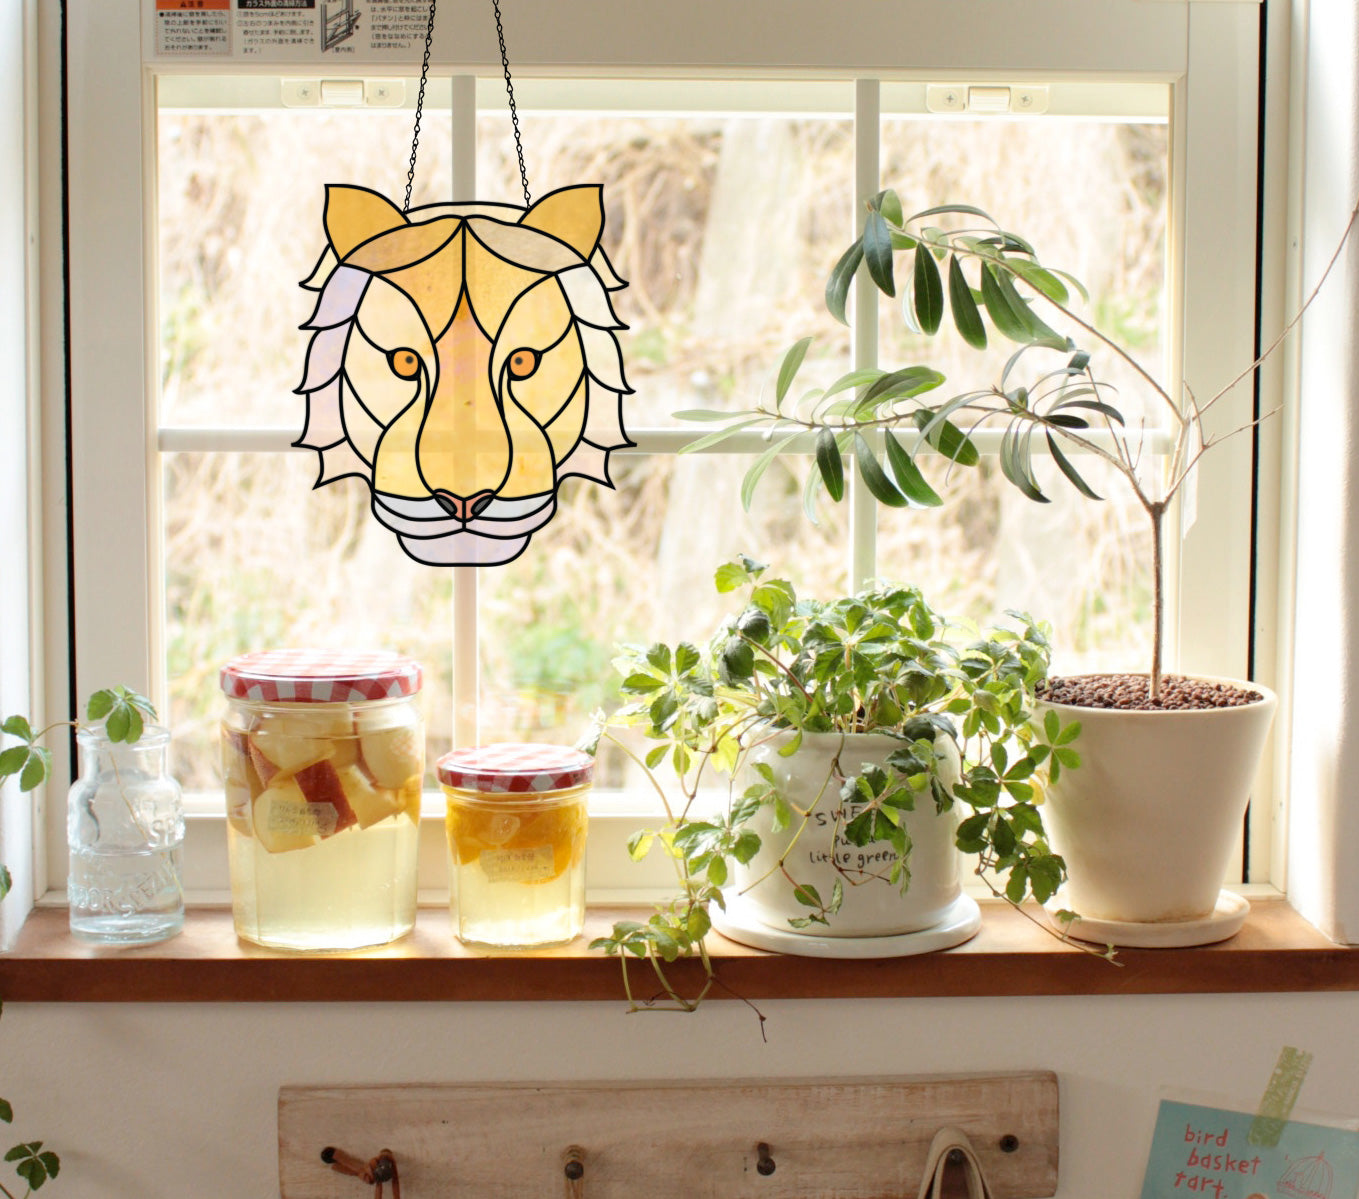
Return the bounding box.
[403,0,437,213]
[493,0,531,207]
[404,0,530,211]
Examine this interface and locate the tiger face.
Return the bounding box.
[295,184,632,566]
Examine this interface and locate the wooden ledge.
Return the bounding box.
[1,898,1354,1003]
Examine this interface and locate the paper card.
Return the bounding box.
[1141,1099,1359,1199]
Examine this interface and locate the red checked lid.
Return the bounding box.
[437,743,594,793]
[219,649,422,703]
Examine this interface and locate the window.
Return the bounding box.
[51,2,1267,903]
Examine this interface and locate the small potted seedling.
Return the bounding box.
[583,557,1086,1013]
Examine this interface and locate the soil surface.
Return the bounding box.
[1037,673,1264,711]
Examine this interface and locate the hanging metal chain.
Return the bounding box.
[403,0,437,213]
[493,0,531,207]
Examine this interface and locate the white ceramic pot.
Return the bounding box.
[727,730,962,937]
[1036,676,1277,924]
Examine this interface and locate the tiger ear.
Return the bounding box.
[325,185,409,260]
[519,184,605,260]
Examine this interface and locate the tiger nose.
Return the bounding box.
[434,490,495,522]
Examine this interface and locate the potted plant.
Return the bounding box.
[583,555,1088,1012]
[687,191,1359,945]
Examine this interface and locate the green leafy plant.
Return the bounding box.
[683,191,1359,700]
[1,687,157,795]
[0,684,156,1195]
[583,557,1090,1016]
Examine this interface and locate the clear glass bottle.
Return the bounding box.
[440,744,591,949]
[67,724,185,945]
[220,649,424,951]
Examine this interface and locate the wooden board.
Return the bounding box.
[279,1073,1058,1197]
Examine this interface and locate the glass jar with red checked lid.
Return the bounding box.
[220,649,424,951]
[438,743,592,949]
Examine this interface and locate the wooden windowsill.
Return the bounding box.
[1,897,1353,1003]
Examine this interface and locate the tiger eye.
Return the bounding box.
[508,349,540,379]
[388,349,421,379]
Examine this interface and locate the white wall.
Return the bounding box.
[1288,0,1359,941]
[4,993,1358,1197]
[0,0,36,946]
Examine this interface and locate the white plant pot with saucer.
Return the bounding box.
[711,729,980,958]
[1035,675,1277,947]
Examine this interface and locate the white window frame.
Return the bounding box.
[43,1,1269,906]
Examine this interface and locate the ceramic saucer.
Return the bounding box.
[710,891,982,959]
[1043,888,1250,948]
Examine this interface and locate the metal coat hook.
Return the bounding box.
[320,1145,401,1198]
[756,1142,776,1176]
[563,1145,586,1198]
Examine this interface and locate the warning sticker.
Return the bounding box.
[156,0,232,56]
[237,0,317,56]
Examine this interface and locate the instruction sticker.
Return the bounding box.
[1140,1099,1359,1199]
[156,0,232,56]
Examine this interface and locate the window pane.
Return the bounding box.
[477,109,855,427]
[477,452,850,773]
[873,115,1169,673]
[161,451,455,789]
[156,105,452,428]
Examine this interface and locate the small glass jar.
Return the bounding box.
[67,723,184,945]
[220,649,424,951]
[439,743,592,949]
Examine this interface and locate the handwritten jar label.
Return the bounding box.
[479,844,555,885]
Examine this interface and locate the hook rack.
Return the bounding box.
[280,1073,1058,1197]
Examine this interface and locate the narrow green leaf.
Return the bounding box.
[857,367,946,413]
[1053,397,1125,425]
[913,243,944,334]
[947,255,987,349]
[863,210,896,298]
[825,239,864,325]
[999,424,1049,503]
[911,409,979,467]
[1007,257,1069,304]
[776,336,814,407]
[852,433,908,508]
[815,427,845,503]
[1053,267,1090,303]
[911,202,999,225]
[792,882,823,909]
[993,265,1069,349]
[0,1101,10,1125]
[883,431,942,507]
[679,415,769,455]
[870,188,903,227]
[1046,431,1103,500]
[671,408,744,422]
[980,262,1034,344]
[740,431,803,511]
